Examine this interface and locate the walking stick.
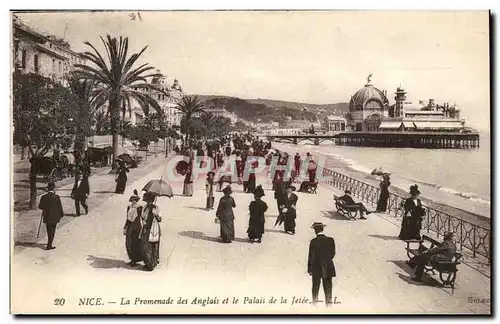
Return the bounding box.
[36,214,43,240]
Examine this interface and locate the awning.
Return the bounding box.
[403,121,415,129]
[413,122,463,130]
[379,121,402,129]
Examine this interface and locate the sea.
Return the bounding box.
[273,132,491,217]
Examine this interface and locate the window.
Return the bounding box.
[52,59,56,73]
[21,50,26,68]
[59,61,62,73]
[34,55,39,74]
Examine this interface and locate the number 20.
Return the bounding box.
[54,298,65,306]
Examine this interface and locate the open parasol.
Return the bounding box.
[371,167,390,177]
[142,179,174,198]
[117,153,134,165]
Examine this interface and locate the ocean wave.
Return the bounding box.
[410,179,491,205]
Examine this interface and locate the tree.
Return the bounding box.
[93,110,111,135]
[74,35,162,169]
[176,95,205,147]
[67,76,106,151]
[13,72,78,208]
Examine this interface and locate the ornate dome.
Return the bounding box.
[349,78,389,112]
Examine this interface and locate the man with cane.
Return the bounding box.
[38,182,64,250]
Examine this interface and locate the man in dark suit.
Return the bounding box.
[340,189,371,219]
[38,182,64,250]
[408,231,457,282]
[71,172,89,216]
[308,222,336,306]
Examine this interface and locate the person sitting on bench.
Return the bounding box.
[408,231,457,282]
[339,190,371,219]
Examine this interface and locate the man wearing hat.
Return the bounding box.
[408,231,457,282]
[308,222,336,306]
[38,182,64,250]
[71,172,90,216]
[339,189,371,219]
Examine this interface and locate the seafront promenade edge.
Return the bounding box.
[270,145,490,273]
[12,160,491,314]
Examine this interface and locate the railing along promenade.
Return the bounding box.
[321,168,490,262]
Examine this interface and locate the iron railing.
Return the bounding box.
[321,168,490,262]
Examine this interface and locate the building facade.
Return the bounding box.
[13,15,86,85]
[323,115,347,132]
[128,71,185,127]
[346,76,389,131]
[203,106,239,125]
[345,76,467,133]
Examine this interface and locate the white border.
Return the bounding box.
[2,1,498,323]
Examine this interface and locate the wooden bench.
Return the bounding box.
[405,235,462,290]
[333,195,362,220]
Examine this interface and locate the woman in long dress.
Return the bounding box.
[141,192,162,271]
[216,185,236,243]
[115,160,129,194]
[183,159,193,196]
[282,185,298,234]
[376,174,391,212]
[123,190,143,266]
[246,159,257,194]
[206,172,215,210]
[247,185,268,243]
[398,185,425,241]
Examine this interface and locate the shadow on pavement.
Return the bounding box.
[87,255,141,270]
[369,234,401,241]
[265,228,288,234]
[93,191,116,194]
[320,210,351,221]
[183,206,209,211]
[178,230,251,244]
[14,242,46,250]
[389,260,442,288]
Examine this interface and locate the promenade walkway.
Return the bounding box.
[11,157,490,314]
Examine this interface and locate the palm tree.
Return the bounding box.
[176,96,205,147]
[94,110,111,135]
[68,76,106,151]
[74,35,162,169]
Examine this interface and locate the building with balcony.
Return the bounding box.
[13,15,86,85]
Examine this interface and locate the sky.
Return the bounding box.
[16,11,490,131]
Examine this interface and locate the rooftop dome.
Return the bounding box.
[349,75,389,112]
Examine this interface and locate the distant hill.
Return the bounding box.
[194,94,349,124]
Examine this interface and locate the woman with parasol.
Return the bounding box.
[140,191,162,271]
[123,190,143,266]
[215,185,236,243]
[398,185,425,241]
[247,185,268,243]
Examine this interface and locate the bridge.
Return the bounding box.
[258,133,341,145]
[258,131,480,149]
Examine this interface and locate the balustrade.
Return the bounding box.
[321,168,490,261]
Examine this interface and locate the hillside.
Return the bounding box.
[195,94,349,123]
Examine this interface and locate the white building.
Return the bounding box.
[203,106,238,125]
[13,15,86,85]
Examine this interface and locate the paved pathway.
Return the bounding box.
[11,158,491,314]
